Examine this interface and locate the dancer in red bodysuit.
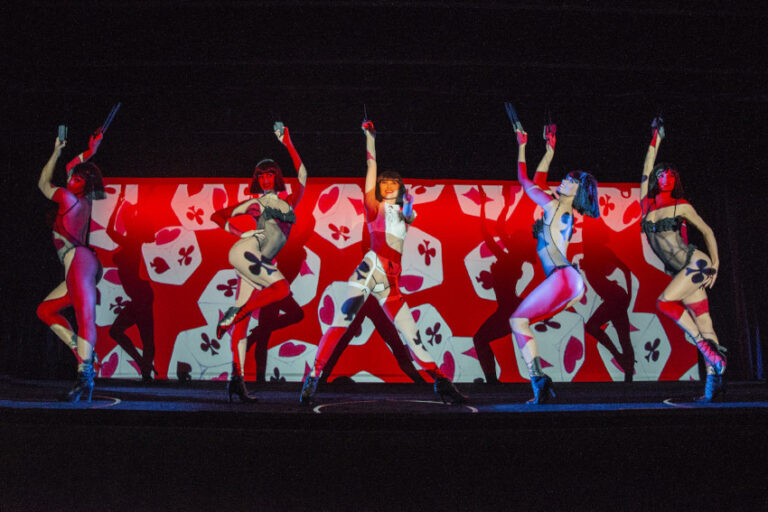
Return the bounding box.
[640,118,725,401]
[506,104,600,403]
[37,128,106,402]
[211,122,307,402]
[299,119,466,405]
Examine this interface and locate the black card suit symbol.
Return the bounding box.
[200,333,221,355]
[644,338,661,362]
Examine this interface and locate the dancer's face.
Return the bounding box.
[379,179,400,201]
[557,175,579,197]
[258,171,276,192]
[67,173,86,196]
[656,168,676,192]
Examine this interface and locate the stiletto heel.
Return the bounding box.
[527,375,555,405]
[227,374,258,403]
[434,377,468,405]
[299,375,320,406]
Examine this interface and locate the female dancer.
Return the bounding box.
[640,118,725,401]
[211,122,306,402]
[37,128,106,402]
[508,108,599,404]
[299,119,466,405]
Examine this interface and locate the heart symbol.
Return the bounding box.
[412,309,421,322]
[278,341,307,358]
[187,183,204,197]
[479,242,494,258]
[100,352,119,378]
[399,275,424,292]
[212,187,227,211]
[563,336,584,374]
[319,295,335,325]
[213,372,229,381]
[104,269,122,285]
[623,201,641,224]
[439,351,455,380]
[155,228,181,245]
[318,187,339,214]
[462,347,478,359]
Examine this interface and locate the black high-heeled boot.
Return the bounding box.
[227,374,258,403]
[527,356,556,405]
[65,362,95,403]
[434,377,468,404]
[299,375,320,406]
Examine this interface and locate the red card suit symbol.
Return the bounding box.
[278,342,307,358]
[563,336,584,373]
[100,352,119,378]
[150,257,170,273]
[299,260,314,276]
[319,295,335,325]
[439,351,456,381]
[411,309,421,322]
[187,183,204,196]
[399,275,424,292]
[156,228,181,245]
[318,187,340,213]
[462,187,486,206]
[623,201,641,224]
[104,269,122,285]
[212,187,227,210]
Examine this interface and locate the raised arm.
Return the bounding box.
[641,117,664,214]
[38,138,66,200]
[533,124,556,187]
[274,122,307,207]
[65,128,103,173]
[677,203,719,287]
[478,185,506,260]
[516,129,554,208]
[362,120,378,214]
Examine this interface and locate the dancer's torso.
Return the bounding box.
[249,192,296,261]
[52,190,92,265]
[641,201,695,274]
[366,200,406,267]
[533,202,574,277]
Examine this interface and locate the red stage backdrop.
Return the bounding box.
[89,178,699,383]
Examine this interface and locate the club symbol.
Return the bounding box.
[216,278,238,297]
[329,223,350,241]
[418,240,437,266]
[475,270,493,290]
[109,296,130,313]
[178,245,195,265]
[426,323,442,345]
[186,206,204,224]
[243,251,277,276]
[200,333,221,356]
[599,195,616,216]
[534,318,561,333]
[644,338,661,362]
[685,259,716,284]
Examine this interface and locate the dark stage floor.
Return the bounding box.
[2,377,767,511]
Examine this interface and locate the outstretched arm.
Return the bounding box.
[516,129,554,208]
[362,120,378,216]
[534,124,556,187]
[39,138,66,200]
[678,203,719,288]
[65,128,103,173]
[641,118,664,214]
[274,122,307,206]
[210,198,260,238]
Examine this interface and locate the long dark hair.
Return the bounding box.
[250,159,286,194]
[375,170,406,205]
[649,162,685,199]
[567,170,600,218]
[70,162,106,200]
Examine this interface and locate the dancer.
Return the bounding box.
[105,187,157,382]
[211,122,307,402]
[299,119,466,405]
[640,118,725,401]
[506,104,599,403]
[37,127,107,402]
